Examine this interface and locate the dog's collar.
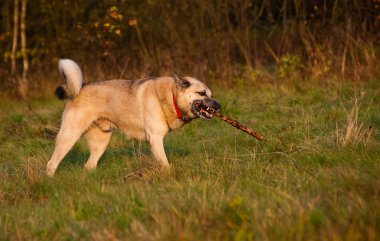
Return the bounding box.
[172,94,191,124]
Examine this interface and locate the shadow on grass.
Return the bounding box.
[59,148,88,169]
[54,138,193,176]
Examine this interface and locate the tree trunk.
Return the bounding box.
[11,0,19,84]
[341,0,353,77]
[19,0,28,99]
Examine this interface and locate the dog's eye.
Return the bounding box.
[197,91,207,97]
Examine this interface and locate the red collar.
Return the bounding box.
[172,95,191,124]
[172,94,183,119]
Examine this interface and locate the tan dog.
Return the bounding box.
[46,59,220,177]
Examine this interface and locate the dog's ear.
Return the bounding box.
[174,71,190,89]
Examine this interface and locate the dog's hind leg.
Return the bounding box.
[84,126,112,170]
[46,109,93,177]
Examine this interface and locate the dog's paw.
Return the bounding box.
[84,162,97,170]
[157,163,171,175]
[46,162,56,177]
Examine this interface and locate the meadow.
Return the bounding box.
[0,80,379,241]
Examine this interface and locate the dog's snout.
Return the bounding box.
[203,98,221,111]
[213,100,221,110]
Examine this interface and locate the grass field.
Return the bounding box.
[1,80,379,241]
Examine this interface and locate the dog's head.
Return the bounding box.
[174,72,221,120]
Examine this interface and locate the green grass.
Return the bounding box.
[1,81,379,241]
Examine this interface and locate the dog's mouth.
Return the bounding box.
[192,100,220,120]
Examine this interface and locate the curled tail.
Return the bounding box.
[55,59,83,100]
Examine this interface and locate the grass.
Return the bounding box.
[0,80,379,241]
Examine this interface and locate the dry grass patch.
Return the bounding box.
[335,99,373,147]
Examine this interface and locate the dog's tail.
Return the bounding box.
[55,59,83,100]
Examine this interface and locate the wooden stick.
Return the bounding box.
[197,103,264,141]
[212,112,264,141]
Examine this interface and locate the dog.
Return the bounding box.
[46,59,221,177]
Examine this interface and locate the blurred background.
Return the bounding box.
[1,3,380,239]
[0,0,379,98]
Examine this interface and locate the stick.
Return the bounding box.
[212,112,264,141]
[197,102,264,141]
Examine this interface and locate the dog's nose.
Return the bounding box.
[203,98,221,111]
[213,100,221,110]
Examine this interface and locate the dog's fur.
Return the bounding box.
[46,59,220,177]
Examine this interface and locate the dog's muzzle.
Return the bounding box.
[192,98,221,120]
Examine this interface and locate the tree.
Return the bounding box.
[10,0,19,84]
[19,0,28,99]
[10,0,29,99]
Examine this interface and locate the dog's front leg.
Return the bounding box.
[149,135,170,168]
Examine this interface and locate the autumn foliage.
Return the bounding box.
[0,0,379,95]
